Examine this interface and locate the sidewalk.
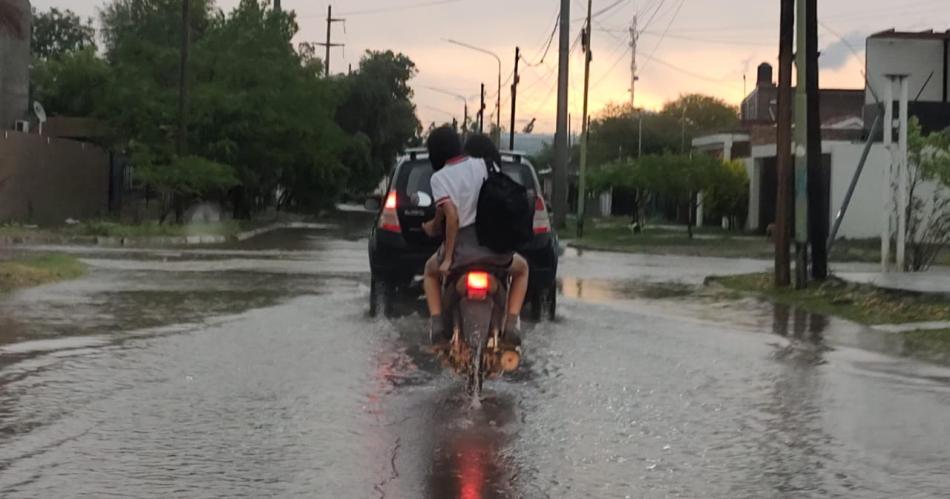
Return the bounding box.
[837,269,950,295]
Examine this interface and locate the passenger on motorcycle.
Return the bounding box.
[421,127,528,348]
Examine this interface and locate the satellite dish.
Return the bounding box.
[33,101,47,123]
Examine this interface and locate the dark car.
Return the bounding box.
[367,149,558,320]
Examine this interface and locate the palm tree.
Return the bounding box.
[0,0,25,39]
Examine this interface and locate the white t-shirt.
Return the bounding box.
[431,156,488,228]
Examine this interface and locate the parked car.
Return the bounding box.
[367,148,558,320]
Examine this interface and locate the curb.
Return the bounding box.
[1,221,333,248]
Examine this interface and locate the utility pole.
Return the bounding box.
[793,0,810,289]
[805,0,827,281]
[317,5,345,77]
[553,0,571,229]
[882,79,894,272]
[177,0,190,156]
[630,15,639,108]
[577,0,593,238]
[479,83,486,134]
[509,46,520,150]
[274,0,280,12]
[774,0,794,287]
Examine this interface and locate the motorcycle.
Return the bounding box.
[439,267,521,398]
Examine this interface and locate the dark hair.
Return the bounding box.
[464,134,502,169]
[426,126,462,171]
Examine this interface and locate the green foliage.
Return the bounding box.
[587,153,721,201]
[903,119,950,271]
[586,95,739,170]
[705,160,749,228]
[31,0,420,218]
[31,7,96,60]
[32,47,112,117]
[135,154,239,197]
[336,50,422,193]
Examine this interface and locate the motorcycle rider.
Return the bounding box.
[421,126,528,348]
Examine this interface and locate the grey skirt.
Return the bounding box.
[437,225,514,270]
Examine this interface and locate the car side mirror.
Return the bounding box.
[411,191,433,208]
[364,196,381,211]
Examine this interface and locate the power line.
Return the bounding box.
[638,51,739,90]
[641,0,687,73]
[332,0,464,17]
[523,13,560,67]
[639,30,773,46]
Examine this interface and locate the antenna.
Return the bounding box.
[33,101,47,135]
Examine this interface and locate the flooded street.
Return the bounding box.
[1,223,949,498]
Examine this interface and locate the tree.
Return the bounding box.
[705,160,749,230]
[31,7,96,60]
[336,50,421,194]
[32,47,112,117]
[659,94,740,138]
[901,119,950,271]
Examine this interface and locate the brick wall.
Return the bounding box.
[0,131,110,225]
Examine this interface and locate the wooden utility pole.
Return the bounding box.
[793,0,810,289]
[177,0,190,156]
[274,0,281,12]
[805,0,827,280]
[318,5,345,77]
[509,47,520,150]
[774,0,794,287]
[577,0,593,238]
[479,83,486,134]
[553,0,571,229]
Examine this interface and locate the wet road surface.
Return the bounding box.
[1,224,950,498]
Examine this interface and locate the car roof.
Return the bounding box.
[399,149,532,164]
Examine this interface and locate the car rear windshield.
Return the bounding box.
[399,160,538,198]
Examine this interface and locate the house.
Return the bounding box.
[694,30,950,239]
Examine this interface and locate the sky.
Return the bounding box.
[30,0,950,133]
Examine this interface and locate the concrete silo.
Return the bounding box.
[0,0,31,130]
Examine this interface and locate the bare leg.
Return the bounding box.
[423,253,442,316]
[507,254,529,316]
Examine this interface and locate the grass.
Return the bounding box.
[566,217,950,265]
[567,217,774,258]
[903,329,950,363]
[712,272,950,325]
[0,254,86,293]
[713,272,950,362]
[0,220,247,240]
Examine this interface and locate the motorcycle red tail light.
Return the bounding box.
[466,272,490,300]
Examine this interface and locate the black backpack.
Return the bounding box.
[476,160,533,253]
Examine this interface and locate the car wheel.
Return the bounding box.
[369,274,394,318]
[546,285,557,321]
[528,287,543,322]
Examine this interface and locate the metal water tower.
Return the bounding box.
[0,0,31,130]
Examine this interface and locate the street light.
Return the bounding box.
[446,39,502,146]
[422,86,470,135]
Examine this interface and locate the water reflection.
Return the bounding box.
[425,393,519,499]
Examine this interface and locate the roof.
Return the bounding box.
[868,29,950,40]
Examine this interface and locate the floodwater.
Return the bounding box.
[1,222,949,498]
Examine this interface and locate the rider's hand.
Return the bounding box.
[438,258,452,277]
[422,220,435,237]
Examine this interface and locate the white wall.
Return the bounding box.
[827,142,891,239]
[746,141,924,239]
[866,37,946,105]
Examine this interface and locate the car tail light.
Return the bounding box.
[378,191,400,233]
[533,196,551,234]
[466,271,490,300]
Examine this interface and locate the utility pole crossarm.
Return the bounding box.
[319,5,346,77]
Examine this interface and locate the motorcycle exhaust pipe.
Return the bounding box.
[500,349,520,372]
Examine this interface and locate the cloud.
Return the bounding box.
[820,31,866,70]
